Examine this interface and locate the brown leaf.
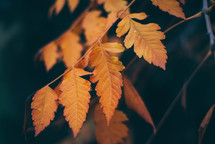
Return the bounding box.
[199,104,215,144]
[123,76,156,133]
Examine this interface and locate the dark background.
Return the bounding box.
[0,0,215,143]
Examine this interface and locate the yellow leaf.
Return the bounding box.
[59,68,91,138]
[31,86,58,136]
[40,42,60,71]
[123,77,156,133]
[151,0,185,19]
[82,11,106,45]
[94,105,128,144]
[89,43,124,124]
[116,12,167,70]
[57,31,83,68]
[49,0,66,16]
[98,0,128,12]
[68,0,79,12]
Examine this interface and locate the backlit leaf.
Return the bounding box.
[89,43,125,124]
[116,12,167,70]
[150,0,185,19]
[124,77,156,133]
[40,42,60,71]
[97,0,128,13]
[82,11,106,45]
[68,0,79,12]
[31,86,58,136]
[59,68,91,138]
[94,105,128,144]
[57,31,83,68]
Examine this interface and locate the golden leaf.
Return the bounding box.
[40,42,60,71]
[151,0,185,19]
[124,77,156,133]
[116,12,167,70]
[98,0,128,13]
[31,86,58,136]
[82,11,106,45]
[49,0,66,16]
[94,105,128,144]
[89,43,125,124]
[59,68,91,138]
[68,0,79,12]
[57,31,83,68]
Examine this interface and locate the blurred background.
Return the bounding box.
[0,0,215,143]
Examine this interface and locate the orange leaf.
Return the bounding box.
[94,105,128,144]
[68,0,79,12]
[49,0,66,16]
[57,31,83,68]
[59,68,91,138]
[89,43,125,124]
[116,12,167,70]
[82,11,106,45]
[199,104,215,144]
[31,86,58,136]
[123,77,156,133]
[98,0,128,13]
[40,42,60,71]
[150,0,185,19]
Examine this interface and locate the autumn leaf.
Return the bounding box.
[31,86,59,136]
[59,68,92,138]
[40,42,60,71]
[49,0,79,17]
[82,11,107,45]
[123,77,156,133]
[57,31,83,68]
[97,0,128,13]
[150,0,185,19]
[116,12,167,70]
[68,0,79,12]
[94,105,128,144]
[49,0,66,16]
[89,43,125,124]
[199,104,215,144]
